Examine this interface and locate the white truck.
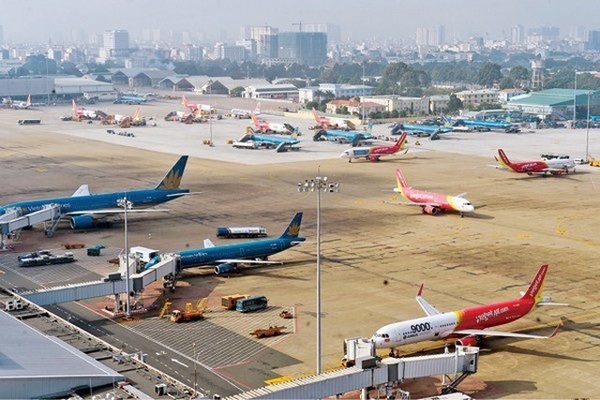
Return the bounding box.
[216,226,268,238]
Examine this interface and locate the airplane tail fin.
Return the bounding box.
[27,94,31,106]
[154,156,189,190]
[395,169,410,190]
[72,99,77,113]
[250,112,259,128]
[181,94,188,107]
[254,102,261,115]
[312,107,322,123]
[279,212,303,239]
[394,132,408,150]
[521,264,548,302]
[497,149,515,170]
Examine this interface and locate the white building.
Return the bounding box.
[318,83,375,99]
[455,89,499,106]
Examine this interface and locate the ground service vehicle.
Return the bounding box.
[19,251,75,267]
[216,227,268,238]
[170,299,208,322]
[250,325,286,338]
[236,295,268,312]
[221,294,248,310]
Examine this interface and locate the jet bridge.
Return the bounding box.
[0,205,62,250]
[19,254,179,306]
[224,344,479,400]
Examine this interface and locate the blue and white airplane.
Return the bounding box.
[145,212,305,275]
[0,156,190,231]
[234,133,300,150]
[441,114,513,132]
[390,122,452,138]
[114,95,149,105]
[313,129,374,145]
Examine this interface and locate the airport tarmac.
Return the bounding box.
[0,97,599,399]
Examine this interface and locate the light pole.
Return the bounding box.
[573,71,578,128]
[298,169,340,375]
[208,80,213,146]
[193,342,197,397]
[117,196,132,316]
[586,90,591,162]
[362,63,366,126]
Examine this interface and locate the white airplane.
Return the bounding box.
[231,102,261,119]
[12,95,32,109]
[371,264,563,353]
[251,113,295,134]
[312,107,356,130]
[72,100,97,119]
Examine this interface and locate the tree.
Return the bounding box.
[508,65,530,88]
[229,86,244,97]
[477,62,502,87]
[446,94,463,114]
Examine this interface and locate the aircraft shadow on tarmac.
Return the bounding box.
[478,380,538,397]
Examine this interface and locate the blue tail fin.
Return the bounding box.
[280,212,303,239]
[155,156,188,190]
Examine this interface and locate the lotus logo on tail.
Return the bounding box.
[158,170,183,190]
[286,222,301,236]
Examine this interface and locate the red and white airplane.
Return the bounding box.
[495,149,576,176]
[340,132,408,162]
[389,169,475,216]
[371,264,562,352]
[181,94,212,114]
[72,100,97,119]
[250,113,293,134]
[312,107,354,130]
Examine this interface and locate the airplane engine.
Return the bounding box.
[422,205,439,215]
[456,336,480,347]
[214,263,236,275]
[70,215,94,229]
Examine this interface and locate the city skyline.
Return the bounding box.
[1,0,599,45]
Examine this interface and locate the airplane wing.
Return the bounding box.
[416,284,443,316]
[455,192,467,198]
[215,259,283,265]
[203,239,215,248]
[454,323,561,340]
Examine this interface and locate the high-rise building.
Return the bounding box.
[102,30,130,59]
[587,31,600,51]
[416,26,444,47]
[303,23,341,44]
[511,25,525,44]
[242,26,279,57]
[277,32,327,66]
[0,25,3,44]
[260,34,279,59]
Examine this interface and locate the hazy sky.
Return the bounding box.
[1,0,598,44]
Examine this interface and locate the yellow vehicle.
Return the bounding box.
[170,298,208,323]
[221,294,248,310]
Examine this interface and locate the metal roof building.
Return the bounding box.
[507,88,600,117]
[0,310,124,399]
